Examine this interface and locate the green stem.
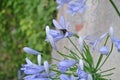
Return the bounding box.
[64,46,80,59]
[99,67,115,73]
[109,0,120,17]
[95,54,103,69]
[67,37,82,55]
[57,51,76,59]
[101,73,114,77]
[104,34,110,46]
[51,57,60,62]
[74,34,79,39]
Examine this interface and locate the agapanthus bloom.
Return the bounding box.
[109,27,120,52]
[87,74,93,80]
[21,58,44,75]
[60,74,75,80]
[112,38,120,52]
[79,59,84,70]
[57,59,77,73]
[67,0,87,15]
[93,33,108,50]
[76,59,91,80]
[53,16,74,37]
[85,33,108,50]
[23,73,52,80]
[21,58,55,80]
[46,26,58,50]
[56,0,71,9]
[77,59,88,80]
[46,26,65,42]
[46,16,74,50]
[76,68,88,80]
[99,46,109,55]
[21,49,55,80]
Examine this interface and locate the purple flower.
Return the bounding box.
[46,26,66,50]
[23,71,55,80]
[21,58,55,80]
[53,16,69,30]
[46,26,58,50]
[77,59,92,80]
[46,28,65,42]
[24,74,52,80]
[21,58,44,74]
[56,0,71,9]
[46,16,74,50]
[53,16,74,37]
[60,74,71,80]
[99,46,109,55]
[67,0,87,15]
[92,33,108,50]
[57,59,77,73]
[60,74,75,80]
[76,67,88,80]
[23,47,41,55]
[24,70,55,80]
[113,39,120,52]
[85,33,108,50]
[109,27,120,52]
[87,74,93,80]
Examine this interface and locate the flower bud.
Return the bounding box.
[79,59,84,70]
[37,55,41,66]
[44,61,49,74]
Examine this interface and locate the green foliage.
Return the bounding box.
[0,0,56,79]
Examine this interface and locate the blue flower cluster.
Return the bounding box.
[56,0,87,15]
[21,47,56,80]
[20,0,120,80]
[21,17,119,79]
[21,47,92,80]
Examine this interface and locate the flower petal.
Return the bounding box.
[57,60,77,73]
[23,47,41,55]
[53,19,63,29]
[46,26,57,50]
[99,46,109,55]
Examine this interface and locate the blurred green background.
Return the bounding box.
[0,0,56,79]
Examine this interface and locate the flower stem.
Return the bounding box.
[74,34,79,38]
[67,37,82,56]
[109,0,120,17]
[99,67,115,73]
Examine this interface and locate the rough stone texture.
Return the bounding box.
[51,0,120,79]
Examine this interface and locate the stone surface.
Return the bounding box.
[51,0,120,79]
